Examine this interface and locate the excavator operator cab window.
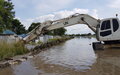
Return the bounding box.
[100,19,119,37]
[101,20,111,30]
[100,20,112,37]
[112,19,119,32]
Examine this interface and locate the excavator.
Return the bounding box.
[23,13,120,50]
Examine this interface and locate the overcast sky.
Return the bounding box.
[11,0,120,34]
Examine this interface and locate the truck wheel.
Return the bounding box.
[92,42,104,50]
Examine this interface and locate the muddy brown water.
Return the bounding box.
[0,37,120,75]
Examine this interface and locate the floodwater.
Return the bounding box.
[1,37,120,75]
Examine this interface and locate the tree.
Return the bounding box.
[44,28,67,36]
[12,19,26,34]
[52,28,67,36]
[28,22,40,32]
[0,0,15,32]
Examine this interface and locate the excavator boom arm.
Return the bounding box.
[46,14,99,32]
[23,13,100,43]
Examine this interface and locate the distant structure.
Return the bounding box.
[0,30,20,43]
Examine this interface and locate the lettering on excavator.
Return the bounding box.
[63,21,69,25]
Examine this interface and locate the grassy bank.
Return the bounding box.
[0,36,73,61]
[0,42,29,60]
[0,36,74,69]
[48,36,72,42]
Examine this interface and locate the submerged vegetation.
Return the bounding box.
[0,42,28,60]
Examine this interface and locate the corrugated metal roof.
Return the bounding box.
[3,30,16,34]
[18,34,28,38]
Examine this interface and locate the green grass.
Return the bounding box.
[0,41,29,60]
[37,41,43,44]
[29,41,37,45]
[48,38,59,42]
[48,37,71,42]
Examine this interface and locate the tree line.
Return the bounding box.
[28,22,66,36]
[0,0,66,35]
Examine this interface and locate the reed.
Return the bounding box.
[0,41,28,60]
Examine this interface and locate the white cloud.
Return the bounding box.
[65,25,94,34]
[53,8,89,19]
[108,0,120,8]
[20,8,98,34]
[90,9,98,19]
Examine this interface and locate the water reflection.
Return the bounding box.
[75,36,93,39]
[12,61,40,75]
[35,37,97,71]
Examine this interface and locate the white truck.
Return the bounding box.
[23,13,120,50]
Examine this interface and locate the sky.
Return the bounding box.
[11,0,120,34]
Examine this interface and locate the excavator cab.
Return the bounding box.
[97,18,120,42]
[93,18,120,50]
